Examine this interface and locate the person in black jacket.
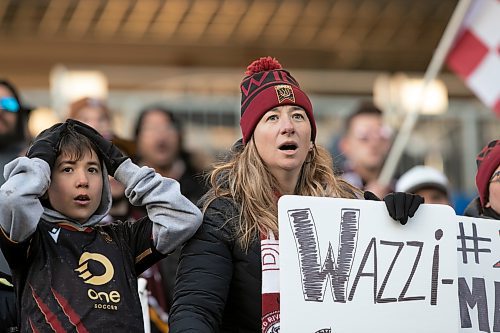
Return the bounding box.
[464,139,500,219]
[0,79,31,332]
[169,56,423,333]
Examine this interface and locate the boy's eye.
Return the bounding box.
[62,167,73,173]
[88,167,99,173]
[266,114,278,121]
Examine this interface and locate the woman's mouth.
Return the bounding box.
[279,143,298,152]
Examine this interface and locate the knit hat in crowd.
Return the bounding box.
[476,139,500,207]
[239,57,316,144]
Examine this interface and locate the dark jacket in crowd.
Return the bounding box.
[169,197,261,332]
[0,272,17,332]
[464,197,500,220]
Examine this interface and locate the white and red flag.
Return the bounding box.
[446,0,500,116]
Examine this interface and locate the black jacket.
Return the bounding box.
[169,197,261,332]
[0,272,17,332]
[464,197,500,220]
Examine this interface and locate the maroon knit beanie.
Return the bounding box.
[476,139,500,206]
[239,57,316,144]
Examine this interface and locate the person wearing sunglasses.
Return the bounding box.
[0,80,29,187]
[464,140,500,219]
[0,79,25,332]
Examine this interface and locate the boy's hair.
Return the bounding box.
[57,126,102,166]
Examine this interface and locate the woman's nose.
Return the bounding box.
[280,117,295,135]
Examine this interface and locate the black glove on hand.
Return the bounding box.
[26,122,67,168]
[364,191,424,225]
[68,119,128,175]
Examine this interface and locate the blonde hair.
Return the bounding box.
[201,140,361,251]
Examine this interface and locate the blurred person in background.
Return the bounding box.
[68,97,113,139]
[0,79,29,331]
[67,97,136,222]
[134,105,208,332]
[339,101,394,198]
[396,165,452,206]
[134,106,207,203]
[464,140,500,219]
[0,79,30,186]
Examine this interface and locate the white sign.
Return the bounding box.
[279,196,459,333]
[457,216,500,333]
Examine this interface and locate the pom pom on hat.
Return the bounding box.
[245,57,282,76]
[239,56,316,144]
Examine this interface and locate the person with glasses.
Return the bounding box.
[464,140,500,219]
[338,102,394,198]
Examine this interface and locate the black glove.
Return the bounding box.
[364,191,424,225]
[68,119,128,175]
[26,122,67,168]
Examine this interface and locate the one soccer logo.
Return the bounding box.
[75,252,114,286]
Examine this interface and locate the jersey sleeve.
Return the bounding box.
[115,218,166,275]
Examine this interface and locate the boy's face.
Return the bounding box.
[47,149,103,223]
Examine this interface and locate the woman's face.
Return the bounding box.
[253,105,312,189]
[486,165,500,214]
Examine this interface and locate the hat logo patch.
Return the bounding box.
[275,84,295,104]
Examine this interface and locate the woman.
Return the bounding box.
[464,139,500,219]
[169,57,423,332]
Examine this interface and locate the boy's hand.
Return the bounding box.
[68,119,127,175]
[26,122,67,168]
[364,191,424,225]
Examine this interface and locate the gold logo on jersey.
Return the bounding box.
[75,252,114,286]
[275,84,295,103]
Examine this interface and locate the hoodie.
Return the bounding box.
[0,156,202,332]
[0,157,202,254]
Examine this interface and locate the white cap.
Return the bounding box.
[396,166,450,195]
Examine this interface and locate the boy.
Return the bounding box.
[0,119,202,332]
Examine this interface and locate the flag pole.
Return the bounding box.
[378,0,473,186]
